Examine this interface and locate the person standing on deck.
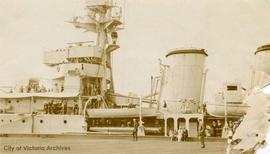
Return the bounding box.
[177,127,183,142]
[43,103,48,114]
[132,119,139,141]
[63,101,67,114]
[198,119,206,148]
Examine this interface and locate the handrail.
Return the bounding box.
[83,97,94,117]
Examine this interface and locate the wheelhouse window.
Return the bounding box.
[227,85,238,91]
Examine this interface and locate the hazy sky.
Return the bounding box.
[0,0,270,102]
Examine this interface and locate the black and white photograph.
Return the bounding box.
[0,0,270,153]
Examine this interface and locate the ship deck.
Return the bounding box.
[0,135,228,154]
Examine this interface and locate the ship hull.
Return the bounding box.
[0,114,86,134]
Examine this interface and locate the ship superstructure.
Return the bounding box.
[0,0,132,134]
[0,0,160,135]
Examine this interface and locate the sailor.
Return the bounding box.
[132,119,139,141]
[48,101,53,114]
[212,120,217,137]
[177,127,183,142]
[93,85,97,96]
[73,104,79,115]
[90,84,94,96]
[81,64,84,70]
[86,82,91,96]
[216,120,222,137]
[182,127,188,141]
[43,103,48,114]
[63,101,67,114]
[163,101,167,108]
[52,102,58,114]
[198,119,206,148]
[57,102,62,114]
[60,85,64,92]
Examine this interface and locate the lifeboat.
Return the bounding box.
[206,82,249,117]
[206,103,250,117]
[87,108,157,118]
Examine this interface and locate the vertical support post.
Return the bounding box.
[200,69,208,112]
[150,76,154,108]
[222,91,228,138]
[138,96,145,136]
[185,118,190,132]
[174,117,178,131]
[139,96,142,126]
[31,96,34,133]
[30,96,33,113]
[78,95,82,115]
[164,118,167,136]
[224,91,228,127]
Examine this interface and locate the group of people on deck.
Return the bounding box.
[169,119,206,148]
[43,100,79,115]
[169,127,188,142]
[82,83,101,96]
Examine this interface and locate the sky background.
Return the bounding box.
[0,0,270,102]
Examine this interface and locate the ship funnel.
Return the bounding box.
[160,48,208,114]
[251,44,270,88]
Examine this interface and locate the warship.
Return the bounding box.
[0,1,269,144]
[0,0,207,136]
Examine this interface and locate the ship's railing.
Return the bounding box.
[44,50,68,66]
[59,63,111,80]
[44,46,102,66]
[161,99,201,114]
[86,0,113,6]
[13,78,64,94]
[69,45,102,58]
[111,94,140,107]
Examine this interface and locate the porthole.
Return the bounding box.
[64,120,67,124]
[1,119,3,122]
[22,119,25,123]
[33,100,37,103]
[16,100,19,103]
[8,100,11,103]
[9,120,12,123]
[268,119,270,122]
[40,120,43,123]
[256,134,259,137]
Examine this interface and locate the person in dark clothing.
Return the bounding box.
[163,101,167,108]
[48,101,53,114]
[216,120,222,137]
[212,120,217,137]
[52,103,58,114]
[182,127,188,141]
[63,101,67,115]
[199,119,206,148]
[133,119,138,141]
[73,104,79,115]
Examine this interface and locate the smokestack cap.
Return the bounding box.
[255,44,270,55]
[166,48,208,57]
